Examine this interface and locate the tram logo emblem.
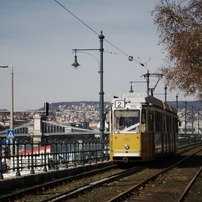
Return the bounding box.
[123,138,130,141]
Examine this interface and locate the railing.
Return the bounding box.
[1,133,201,179]
[0,139,110,179]
[178,133,202,145]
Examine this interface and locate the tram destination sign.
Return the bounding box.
[115,100,125,108]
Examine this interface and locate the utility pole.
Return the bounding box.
[164,86,167,103]
[192,106,194,134]
[198,109,200,137]
[185,101,187,143]
[176,95,178,112]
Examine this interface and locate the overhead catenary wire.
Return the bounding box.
[54,0,99,36]
[54,0,150,68]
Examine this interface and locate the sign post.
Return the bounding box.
[6,130,15,169]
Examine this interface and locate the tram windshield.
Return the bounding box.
[113,110,140,133]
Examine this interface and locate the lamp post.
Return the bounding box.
[0,65,14,154]
[184,101,187,144]
[164,86,167,103]
[71,31,105,160]
[198,109,200,137]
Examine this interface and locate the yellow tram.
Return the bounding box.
[109,92,178,163]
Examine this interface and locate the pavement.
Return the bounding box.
[1,160,113,181]
[2,168,48,179]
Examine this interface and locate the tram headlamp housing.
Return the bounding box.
[124,144,130,150]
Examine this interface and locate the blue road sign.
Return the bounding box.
[3,138,10,145]
[128,56,133,61]
[7,130,15,138]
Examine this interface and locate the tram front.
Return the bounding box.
[109,92,147,163]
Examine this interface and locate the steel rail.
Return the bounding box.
[0,164,117,201]
[108,148,202,202]
[40,166,145,202]
[178,166,202,202]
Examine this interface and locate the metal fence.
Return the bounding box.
[0,139,110,179]
[1,133,201,179]
[178,133,202,145]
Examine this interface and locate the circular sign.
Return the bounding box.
[128,56,133,61]
[3,138,10,145]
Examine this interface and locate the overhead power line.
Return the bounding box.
[54,0,149,68]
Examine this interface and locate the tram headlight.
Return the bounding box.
[124,144,130,150]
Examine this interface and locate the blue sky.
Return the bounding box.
[0,0,197,111]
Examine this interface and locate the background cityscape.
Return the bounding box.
[0,100,201,135]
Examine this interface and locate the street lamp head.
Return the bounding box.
[0,65,13,73]
[71,55,80,69]
[0,65,9,68]
[71,50,80,69]
[129,81,134,93]
[129,86,134,93]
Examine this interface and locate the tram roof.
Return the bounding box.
[112,92,177,114]
[145,96,177,113]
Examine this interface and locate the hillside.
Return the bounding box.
[46,100,201,111]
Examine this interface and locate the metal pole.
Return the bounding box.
[164,86,167,103]
[146,70,150,96]
[71,32,105,159]
[198,109,200,137]
[10,66,14,131]
[0,65,14,156]
[99,31,105,160]
[176,95,178,112]
[192,106,194,142]
[10,67,14,156]
[185,101,187,143]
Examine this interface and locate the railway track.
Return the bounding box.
[41,166,145,202]
[1,144,202,202]
[51,145,202,202]
[109,148,202,202]
[0,164,146,202]
[179,166,202,202]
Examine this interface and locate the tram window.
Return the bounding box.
[141,109,146,132]
[141,109,146,124]
[155,111,162,132]
[148,111,154,132]
[113,110,140,133]
[166,115,171,132]
[176,118,178,132]
[171,116,173,132]
[174,117,178,132]
[162,114,165,132]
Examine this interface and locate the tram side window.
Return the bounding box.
[174,117,178,133]
[176,118,179,132]
[141,109,146,132]
[172,117,175,132]
[155,111,162,132]
[162,114,165,132]
[166,115,171,132]
[170,116,173,132]
[148,111,154,132]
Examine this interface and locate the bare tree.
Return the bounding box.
[152,0,202,100]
